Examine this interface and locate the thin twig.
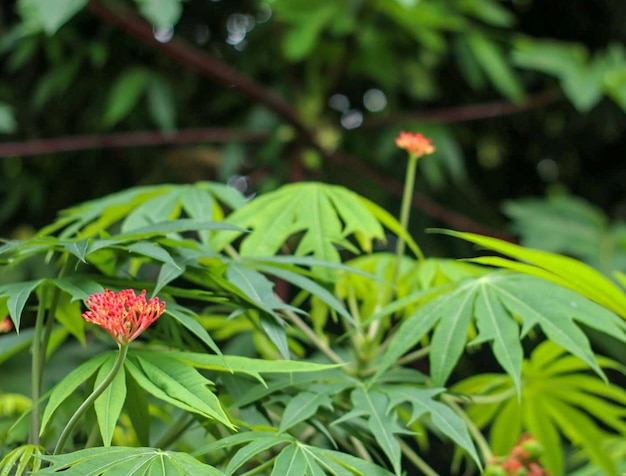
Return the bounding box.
[362,89,562,128]
[443,395,492,462]
[397,437,440,476]
[0,128,269,158]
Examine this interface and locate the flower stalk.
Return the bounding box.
[54,344,129,454]
[54,288,165,454]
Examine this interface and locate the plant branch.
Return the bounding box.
[443,395,492,463]
[362,89,562,128]
[29,285,49,446]
[283,309,345,366]
[397,437,440,476]
[0,128,269,158]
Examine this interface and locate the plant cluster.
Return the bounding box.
[0,133,624,475]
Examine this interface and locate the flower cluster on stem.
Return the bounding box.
[82,289,165,345]
[395,131,436,159]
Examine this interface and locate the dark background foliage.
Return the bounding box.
[1,0,625,258]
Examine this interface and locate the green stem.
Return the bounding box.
[239,457,276,476]
[154,413,194,449]
[54,344,129,455]
[397,437,440,476]
[29,286,49,445]
[284,309,345,366]
[443,396,492,462]
[392,154,419,288]
[39,257,73,388]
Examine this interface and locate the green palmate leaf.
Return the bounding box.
[62,239,90,263]
[313,447,395,476]
[442,229,626,319]
[350,387,404,476]
[40,352,113,434]
[42,182,244,240]
[226,437,292,474]
[453,341,626,476]
[95,220,245,250]
[121,189,182,232]
[169,351,338,386]
[225,264,293,358]
[252,263,355,324]
[0,280,43,330]
[52,277,104,302]
[153,261,186,296]
[94,355,127,446]
[127,242,181,269]
[0,444,45,476]
[165,302,222,355]
[279,391,333,432]
[211,182,391,280]
[41,185,166,238]
[385,386,479,465]
[377,271,626,391]
[35,447,225,475]
[127,352,234,429]
[271,443,307,476]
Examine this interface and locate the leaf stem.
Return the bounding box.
[238,457,276,476]
[29,285,49,446]
[284,309,345,366]
[54,344,129,454]
[443,395,492,462]
[397,437,440,476]
[39,258,73,387]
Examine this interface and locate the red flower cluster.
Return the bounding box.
[0,317,13,333]
[395,131,436,157]
[484,434,550,476]
[82,289,166,345]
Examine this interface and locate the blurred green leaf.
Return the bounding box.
[466,32,524,100]
[134,0,183,29]
[0,103,17,134]
[102,67,151,127]
[17,0,87,35]
[147,75,177,131]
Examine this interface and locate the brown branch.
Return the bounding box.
[0,128,269,158]
[362,89,563,128]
